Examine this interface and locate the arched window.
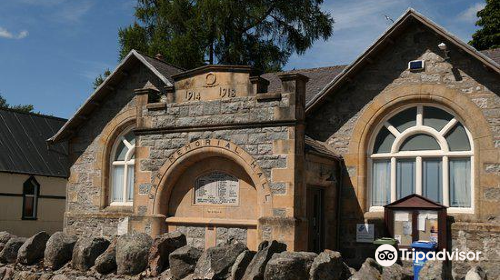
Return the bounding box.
[110,129,135,205]
[369,105,473,212]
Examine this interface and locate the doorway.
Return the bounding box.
[307,186,325,253]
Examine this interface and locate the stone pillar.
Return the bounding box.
[134,87,160,129]
[249,76,270,94]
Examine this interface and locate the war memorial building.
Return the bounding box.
[48,10,500,271]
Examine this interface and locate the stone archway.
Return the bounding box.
[148,139,273,249]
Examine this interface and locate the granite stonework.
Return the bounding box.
[65,63,164,238]
[306,22,500,267]
[63,61,326,252]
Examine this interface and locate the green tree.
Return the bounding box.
[469,0,500,50]
[0,94,34,113]
[118,0,334,72]
[93,69,112,89]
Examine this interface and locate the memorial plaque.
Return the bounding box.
[195,172,239,205]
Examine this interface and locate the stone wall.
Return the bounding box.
[306,22,500,265]
[64,63,312,251]
[451,222,500,279]
[65,63,164,237]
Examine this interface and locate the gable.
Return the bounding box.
[306,9,500,114]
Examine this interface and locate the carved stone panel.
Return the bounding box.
[194,172,239,205]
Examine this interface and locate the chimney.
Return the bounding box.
[155,53,164,61]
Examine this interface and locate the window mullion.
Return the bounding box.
[123,165,128,203]
[416,105,423,126]
[416,156,422,195]
[391,157,396,202]
[443,156,450,206]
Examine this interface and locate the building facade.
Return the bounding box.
[49,9,500,277]
[0,109,68,237]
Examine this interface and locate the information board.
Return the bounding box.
[195,172,239,205]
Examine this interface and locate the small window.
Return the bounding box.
[110,129,135,205]
[23,177,39,220]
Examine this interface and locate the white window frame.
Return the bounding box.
[110,128,136,206]
[367,104,474,214]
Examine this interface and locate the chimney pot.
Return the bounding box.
[155,53,164,60]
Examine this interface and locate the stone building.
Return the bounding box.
[0,108,68,237]
[48,9,500,277]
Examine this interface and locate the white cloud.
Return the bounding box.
[0,27,29,39]
[457,2,485,23]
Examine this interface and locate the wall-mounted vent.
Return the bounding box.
[408,60,425,71]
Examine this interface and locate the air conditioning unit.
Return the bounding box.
[408,60,425,71]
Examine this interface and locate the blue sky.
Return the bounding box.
[0,0,486,118]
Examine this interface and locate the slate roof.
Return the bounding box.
[141,54,185,84]
[305,135,341,159]
[0,108,68,178]
[481,48,500,64]
[262,65,347,103]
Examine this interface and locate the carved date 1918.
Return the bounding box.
[185,91,201,101]
[219,87,236,98]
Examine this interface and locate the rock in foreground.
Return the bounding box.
[0,237,27,263]
[44,232,78,270]
[264,251,317,280]
[193,240,248,279]
[17,231,50,265]
[71,237,109,271]
[148,231,186,276]
[169,245,202,280]
[116,232,153,275]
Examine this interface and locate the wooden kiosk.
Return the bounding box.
[384,194,447,250]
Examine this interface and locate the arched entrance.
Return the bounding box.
[150,139,273,250]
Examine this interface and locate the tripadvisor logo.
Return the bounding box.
[375,244,398,267]
[375,244,482,267]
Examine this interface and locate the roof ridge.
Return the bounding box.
[0,107,67,122]
[268,64,348,75]
[137,51,186,71]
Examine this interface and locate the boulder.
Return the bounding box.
[116,232,153,275]
[418,260,450,280]
[44,232,78,270]
[51,275,71,280]
[0,232,12,244]
[149,231,187,276]
[71,237,110,271]
[381,262,413,280]
[169,245,203,280]
[242,240,287,280]
[17,231,50,265]
[94,238,117,274]
[465,266,486,280]
[229,250,255,280]
[193,241,248,279]
[309,250,344,280]
[0,237,27,263]
[264,251,317,280]
[349,258,382,280]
